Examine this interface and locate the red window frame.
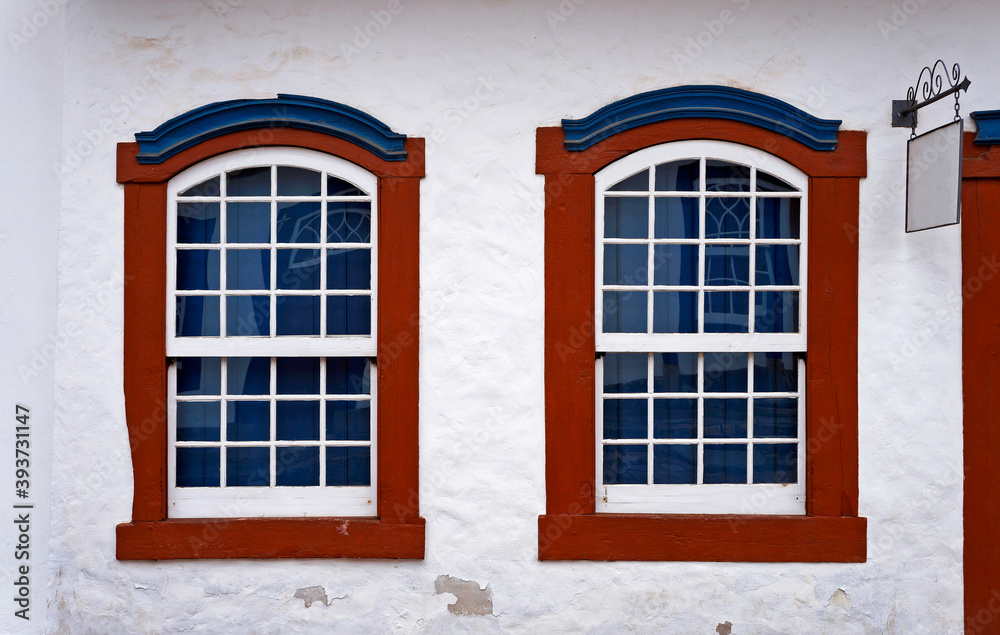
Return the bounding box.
[537,118,868,562]
[116,127,425,559]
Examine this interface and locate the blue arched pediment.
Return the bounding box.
[561,85,842,151]
[971,110,1000,145]
[134,94,408,163]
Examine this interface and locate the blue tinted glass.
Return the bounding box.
[704,291,749,333]
[227,357,270,395]
[754,352,797,392]
[756,245,799,285]
[226,249,270,290]
[226,296,269,336]
[705,160,750,192]
[604,197,648,239]
[327,249,371,290]
[277,201,321,244]
[326,401,371,440]
[703,444,747,484]
[753,443,797,483]
[602,445,647,484]
[179,176,220,197]
[608,169,648,192]
[327,358,370,395]
[227,202,270,243]
[653,399,697,439]
[753,398,798,438]
[755,291,799,333]
[276,357,320,394]
[603,291,647,333]
[227,401,270,441]
[176,401,221,442]
[704,399,748,439]
[604,244,648,285]
[705,197,750,238]
[603,399,647,439]
[653,444,697,484]
[177,357,221,395]
[277,166,321,196]
[177,202,220,243]
[756,171,796,193]
[226,447,270,487]
[176,296,220,337]
[277,296,320,336]
[328,202,372,243]
[653,245,697,286]
[327,175,366,196]
[176,447,220,487]
[326,296,370,335]
[276,447,320,486]
[276,401,319,440]
[227,167,270,197]
[603,353,647,393]
[654,197,698,238]
[653,353,698,393]
[705,245,749,286]
[277,249,320,290]
[326,446,371,486]
[177,250,220,290]
[704,353,748,392]
[653,291,697,333]
[654,160,699,191]
[757,198,800,239]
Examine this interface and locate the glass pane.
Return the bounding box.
[227,167,270,197]
[754,352,798,392]
[704,399,748,438]
[276,357,320,394]
[755,291,799,333]
[703,444,747,483]
[604,244,647,285]
[326,296,371,335]
[654,197,698,238]
[603,353,647,394]
[176,401,220,442]
[328,202,372,243]
[653,245,697,286]
[276,447,320,486]
[227,401,270,441]
[705,245,749,286]
[226,296,269,336]
[653,352,698,393]
[176,296,220,337]
[602,445,647,484]
[327,358,371,395]
[753,443,797,483]
[653,399,697,439]
[756,198,800,239]
[276,401,320,440]
[227,202,270,243]
[327,249,371,290]
[179,176,220,197]
[705,197,750,239]
[277,201,322,244]
[177,357,221,396]
[653,445,696,484]
[756,245,799,286]
[608,169,648,192]
[227,357,270,395]
[753,398,798,438]
[277,296,320,336]
[704,291,749,333]
[326,401,371,441]
[226,249,270,290]
[326,446,371,486]
[176,447,220,487]
[327,175,366,197]
[653,291,697,333]
[602,291,647,333]
[704,352,748,392]
[226,446,270,487]
[177,202,220,243]
[277,166,321,196]
[177,250,220,290]
[604,197,648,239]
[654,160,699,191]
[705,160,750,192]
[277,248,320,290]
[756,170,796,193]
[603,398,647,440]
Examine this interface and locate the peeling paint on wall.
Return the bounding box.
[716,621,733,635]
[293,586,329,608]
[828,588,852,610]
[434,575,494,616]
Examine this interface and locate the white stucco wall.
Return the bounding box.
[7,0,996,631]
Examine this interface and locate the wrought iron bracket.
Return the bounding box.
[891,61,971,134]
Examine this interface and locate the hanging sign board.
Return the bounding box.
[905,119,963,232]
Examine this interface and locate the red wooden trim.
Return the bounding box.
[117,517,425,560]
[538,514,866,562]
[962,131,1000,178]
[537,121,867,178]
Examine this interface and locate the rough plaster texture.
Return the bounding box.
[5,0,995,631]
